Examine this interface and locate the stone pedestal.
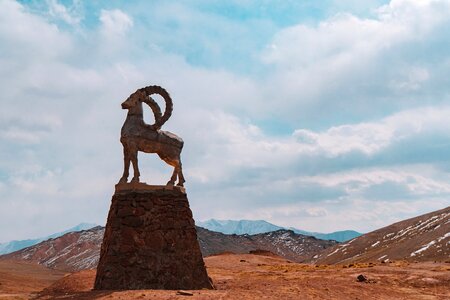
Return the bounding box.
[94,184,213,290]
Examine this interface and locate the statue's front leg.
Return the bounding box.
[119,147,130,184]
[130,151,140,183]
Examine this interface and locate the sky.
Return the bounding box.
[1,0,450,242]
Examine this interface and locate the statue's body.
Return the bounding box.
[119,86,185,186]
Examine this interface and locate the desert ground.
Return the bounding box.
[0,260,65,299]
[1,253,449,300]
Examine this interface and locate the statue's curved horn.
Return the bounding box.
[142,85,173,130]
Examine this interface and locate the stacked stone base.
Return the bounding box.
[94,186,213,290]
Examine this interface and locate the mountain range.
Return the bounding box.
[0,219,359,256]
[196,219,361,242]
[0,226,336,271]
[1,206,448,272]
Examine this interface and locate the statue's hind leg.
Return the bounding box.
[176,161,185,187]
[167,167,177,187]
[161,156,184,187]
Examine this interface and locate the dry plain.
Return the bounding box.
[1,253,449,300]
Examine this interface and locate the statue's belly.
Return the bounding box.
[121,126,183,148]
[121,136,182,153]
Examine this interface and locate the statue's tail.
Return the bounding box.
[141,85,173,130]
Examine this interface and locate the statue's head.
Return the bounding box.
[121,90,145,109]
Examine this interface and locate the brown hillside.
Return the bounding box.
[313,206,450,265]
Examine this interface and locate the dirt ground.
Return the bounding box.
[1,253,449,300]
[0,260,66,300]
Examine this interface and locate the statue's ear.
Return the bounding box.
[131,90,143,102]
[139,90,147,99]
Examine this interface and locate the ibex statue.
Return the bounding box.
[119,85,185,187]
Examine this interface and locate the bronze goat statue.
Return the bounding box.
[119,86,185,187]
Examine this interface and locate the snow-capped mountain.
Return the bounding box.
[290,228,361,243]
[197,219,361,242]
[196,219,284,235]
[0,223,97,255]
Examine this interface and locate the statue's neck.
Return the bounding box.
[127,102,143,116]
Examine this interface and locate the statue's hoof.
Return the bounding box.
[176,183,184,187]
[166,181,174,187]
[131,178,139,183]
[118,178,127,184]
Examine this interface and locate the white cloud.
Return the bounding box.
[96,9,136,59]
[100,9,133,37]
[302,167,450,196]
[264,0,449,67]
[46,0,81,25]
[259,0,450,125]
[293,106,450,156]
[0,0,72,60]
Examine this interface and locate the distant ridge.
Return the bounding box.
[0,226,336,271]
[0,223,97,255]
[312,206,450,264]
[289,228,362,243]
[197,219,361,242]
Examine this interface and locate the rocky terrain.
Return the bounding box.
[0,226,336,271]
[313,206,450,265]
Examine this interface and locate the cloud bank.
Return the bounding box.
[0,0,449,241]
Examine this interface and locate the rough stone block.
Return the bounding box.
[94,187,213,290]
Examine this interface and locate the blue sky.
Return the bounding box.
[1,0,450,242]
